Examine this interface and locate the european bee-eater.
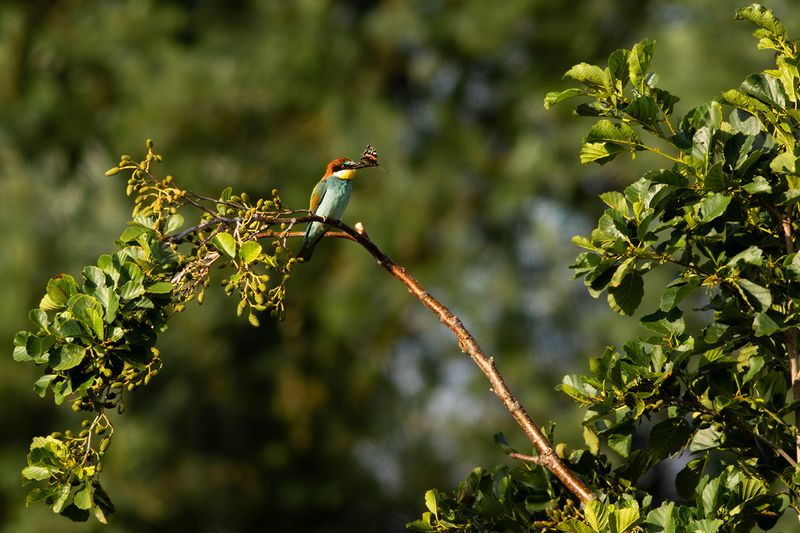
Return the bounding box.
[297,149,379,261]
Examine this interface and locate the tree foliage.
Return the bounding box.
[14,141,309,521]
[411,4,800,532]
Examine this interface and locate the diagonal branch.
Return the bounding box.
[274,217,596,503]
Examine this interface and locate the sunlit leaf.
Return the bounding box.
[40,275,78,311]
[544,88,584,109]
[239,241,263,264]
[563,62,610,89]
[698,193,731,223]
[211,232,237,258]
[628,39,654,90]
[735,4,787,39]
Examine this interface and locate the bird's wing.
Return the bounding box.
[309,177,328,213]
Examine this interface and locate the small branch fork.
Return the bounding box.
[258,217,596,504]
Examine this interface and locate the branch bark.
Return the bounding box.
[273,217,596,504]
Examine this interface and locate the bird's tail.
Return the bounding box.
[296,240,314,261]
[296,224,318,261]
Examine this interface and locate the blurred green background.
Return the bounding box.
[1,1,797,531]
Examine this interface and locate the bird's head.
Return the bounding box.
[324,157,367,180]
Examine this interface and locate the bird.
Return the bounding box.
[297,152,377,261]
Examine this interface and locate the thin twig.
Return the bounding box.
[269,217,596,503]
[509,452,546,465]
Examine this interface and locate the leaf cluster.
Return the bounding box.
[14,141,303,522]
[413,4,800,531]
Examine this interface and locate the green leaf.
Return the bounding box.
[93,286,119,323]
[653,88,680,118]
[544,88,584,109]
[556,519,594,533]
[753,310,784,336]
[424,489,438,519]
[784,253,800,280]
[583,426,600,455]
[146,281,173,294]
[211,232,237,258]
[742,175,771,194]
[91,482,114,524]
[688,517,723,532]
[571,235,601,252]
[659,280,699,312]
[614,504,640,533]
[607,426,633,458]
[40,275,78,311]
[33,375,58,397]
[119,280,145,301]
[628,39,654,90]
[56,319,84,338]
[704,162,725,192]
[584,500,609,532]
[239,241,263,263]
[607,272,643,316]
[406,517,435,532]
[700,475,722,517]
[581,120,642,164]
[770,150,795,174]
[580,142,624,165]
[121,261,144,284]
[735,4,786,39]
[726,246,763,267]
[82,266,107,289]
[23,332,56,362]
[676,458,706,499]
[645,501,677,533]
[599,191,628,215]
[735,278,772,311]
[720,89,773,124]
[742,73,787,106]
[645,169,688,186]
[649,417,692,460]
[698,193,731,223]
[51,344,86,371]
[624,95,659,126]
[563,62,610,89]
[118,224,152,244]
[783,174,800,205]
[607,48,630,85]
[586,119,641,146]
[558,374,600,402]
[690,427,721,452]
[742,355,765,383]
[74,484,93,510]
[164,213,184,234]
[52,378,73,405]
[68,295,105,339]
[22,465,56,481]
[51,483,71,514]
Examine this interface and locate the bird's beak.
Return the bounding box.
[343,160,380,171]
[342,160,369,170]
